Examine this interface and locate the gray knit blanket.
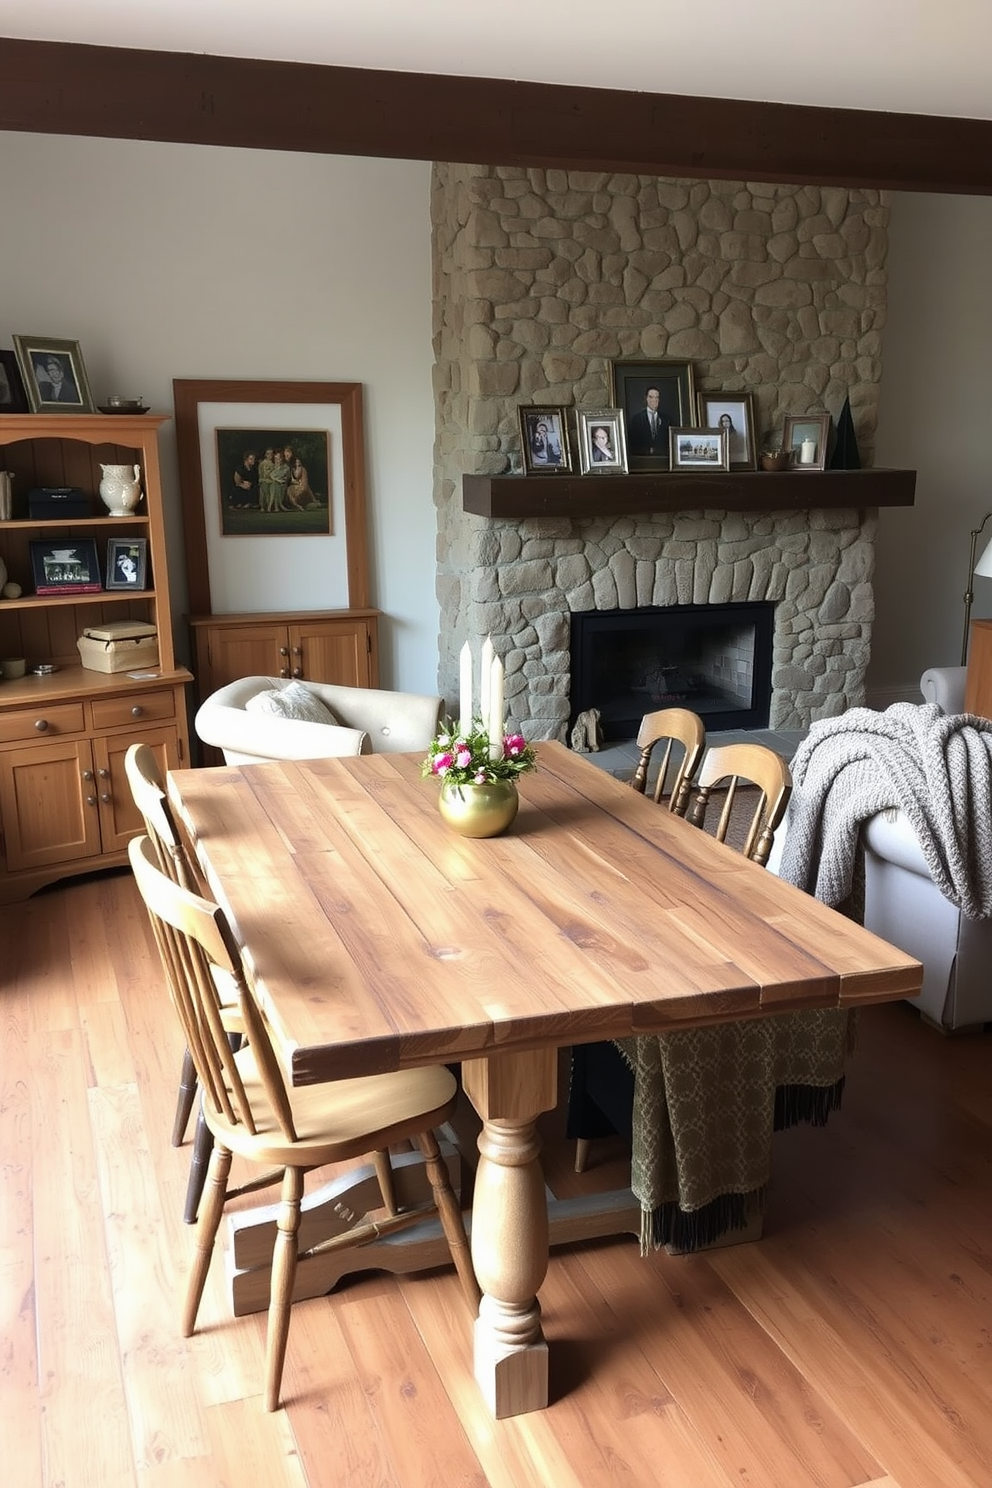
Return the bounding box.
[778,701,992,921]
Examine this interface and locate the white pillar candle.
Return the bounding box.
[488,656,504,760]
[799,437,816,465]
[480,635,494,732]
[459,641,473,733]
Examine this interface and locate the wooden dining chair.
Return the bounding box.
[128,833,480,1412]
[686,740,793,866]
[629,706,706,813]
[124,743,408,1230]
[570,735,792,1176]
[571,706,707,1173]
[124,745,225,1209]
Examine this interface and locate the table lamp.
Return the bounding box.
[961,511,992,664]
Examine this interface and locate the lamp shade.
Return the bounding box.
[975,534,992,579]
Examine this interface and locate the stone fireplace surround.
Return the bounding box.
[432,164,888,740]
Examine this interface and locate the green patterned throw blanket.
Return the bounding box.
[617,1007,856,1253]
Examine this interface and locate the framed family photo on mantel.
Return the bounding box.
[696,391,757,471]
[610,358,696,472]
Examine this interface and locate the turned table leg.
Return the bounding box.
[461,1048,558,1419]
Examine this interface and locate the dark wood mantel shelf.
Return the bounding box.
[462,467,916,519]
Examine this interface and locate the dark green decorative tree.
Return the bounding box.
[829,396,861,470]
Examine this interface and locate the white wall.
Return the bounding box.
[0,133,439,692]
[872,192,992,693]
[6,132,990,705]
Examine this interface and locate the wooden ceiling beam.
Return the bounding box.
[1,37,991,194]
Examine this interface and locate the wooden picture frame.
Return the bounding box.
[783,413,832,471]
[517,405,571,474]
[0,349,29,413]
[173,378,371,615]
[105,536,148,590]
[670,427,730,471]
[696,391,757,470]
[609,358,696,471]
[12,334,95,414]
[29,537,102,594]
[577,409,628,474]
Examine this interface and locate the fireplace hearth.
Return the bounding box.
[569,602,775,742]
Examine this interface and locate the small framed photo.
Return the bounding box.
[106,537,148,590]
[0,350,29,413]
[783,413,832,471]
[696,391,757,470]
[29,539,102,595]
[670,427,730,471]
[13,335,96,415]
[609,359,696,471]
[517,405,571,474]
[577,409,628,474]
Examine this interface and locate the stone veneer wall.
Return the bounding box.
[432,163,889,737]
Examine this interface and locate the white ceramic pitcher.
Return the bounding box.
[99,463,143,517]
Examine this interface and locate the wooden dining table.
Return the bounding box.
[167,741,922,1419]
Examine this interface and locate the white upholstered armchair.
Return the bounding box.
[194,677,443,765]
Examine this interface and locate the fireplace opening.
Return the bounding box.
[569,602,774,742]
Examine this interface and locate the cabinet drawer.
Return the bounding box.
[90,691,177,730]
[0,703,86,743]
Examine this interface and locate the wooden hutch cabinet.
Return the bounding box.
[0,413,191,902]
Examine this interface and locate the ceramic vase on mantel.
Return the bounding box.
[437,779,519,838]
[99,462,143,517]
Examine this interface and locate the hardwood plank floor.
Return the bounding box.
[2,866,990,1488]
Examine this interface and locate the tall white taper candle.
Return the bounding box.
[488,656,504,760]
[480,635,494,731]
[459,641,473,732]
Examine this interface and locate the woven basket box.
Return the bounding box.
[77,620,159,673]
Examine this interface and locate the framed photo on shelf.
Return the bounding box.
[783,413,832,471]
[670,427,730,471]
[12,334,95,414]
[577,409,628,474]
[0,349,29,413]
[696,391,757,470]
[29,538,102,595]
[517,405,571,474]
[105,536,148,591]
[609,358,696,471]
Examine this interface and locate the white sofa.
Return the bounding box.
[919,666,967,714]
[770,669,992,1032]
[194,677,443,766]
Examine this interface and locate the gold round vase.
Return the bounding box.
[437,779,519,837]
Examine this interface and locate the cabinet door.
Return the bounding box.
[93,723,183,854]
[0,738,101,871]
[196,623,291,694]
[290,618,374,688]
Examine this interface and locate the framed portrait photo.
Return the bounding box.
[577,408,628,474]
[696,391,757,470]
[670,427,730,472]
[29,538,102,595]
[12,334,95,414]
[0,349,29,413]
[105,536,148,591]
[213,426,332,537]
[783,413,832,471]
[609,358,696,471]
[518,405,571,474]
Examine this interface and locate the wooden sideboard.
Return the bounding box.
[965,619,992,720]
